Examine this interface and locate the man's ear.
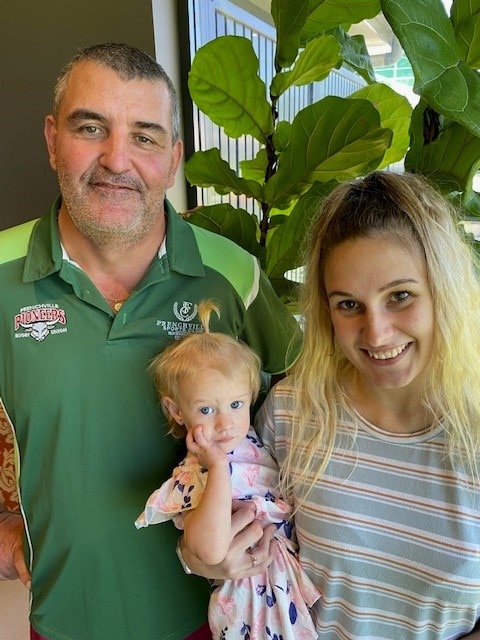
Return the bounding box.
[162,397,183,424]
[44,115,58,171]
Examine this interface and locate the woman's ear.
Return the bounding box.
[162,397,184,425]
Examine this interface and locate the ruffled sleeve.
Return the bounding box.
[135,456,208,529]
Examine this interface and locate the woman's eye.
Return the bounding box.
[231,400,244,410]
[338,300,358,311]
[199,406,213,416]
[392,290,410,302]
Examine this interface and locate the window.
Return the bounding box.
[179,0,365,214]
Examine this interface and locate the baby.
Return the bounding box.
[135,300,319,639]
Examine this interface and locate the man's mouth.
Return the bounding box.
[92,181,136,191]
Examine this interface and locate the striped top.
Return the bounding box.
[256,380,480,639]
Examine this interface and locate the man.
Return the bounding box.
[0,43,301,640]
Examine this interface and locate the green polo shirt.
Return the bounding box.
[0,198,301,640]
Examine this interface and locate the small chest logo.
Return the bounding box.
[173,301,198,322]
[14,304,67,341]
[156,300,202,339]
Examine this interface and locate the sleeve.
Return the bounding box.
[253,387,279,463]
[240,268,303,375]
[135,460,208,529]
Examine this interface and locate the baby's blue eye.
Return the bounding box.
[231,400,244,410]
[199,406,213,415]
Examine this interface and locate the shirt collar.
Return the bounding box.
[23,196,205,282]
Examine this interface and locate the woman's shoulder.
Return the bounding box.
[256,377,296,432]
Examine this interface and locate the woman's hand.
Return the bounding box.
[180,499,276,580]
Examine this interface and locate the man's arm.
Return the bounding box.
[0,504,30,587]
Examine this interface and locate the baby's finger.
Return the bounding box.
[186,429,201,454]
[192,424,212,448]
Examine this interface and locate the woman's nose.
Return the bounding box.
[362,309,394,347]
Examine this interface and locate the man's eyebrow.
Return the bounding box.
[134,121,169,135]
[66,109,105,124]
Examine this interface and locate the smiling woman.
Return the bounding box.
[255,170,480,639]
[324,235,434,412]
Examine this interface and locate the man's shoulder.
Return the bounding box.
[0,219,38,266]
[190,222,253,258]
[189,223,258,278]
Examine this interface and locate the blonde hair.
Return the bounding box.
[150,300,261,438]
[280,171,480,498]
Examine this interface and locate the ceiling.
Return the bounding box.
[235,0,401,65]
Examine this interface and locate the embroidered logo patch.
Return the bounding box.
[14,304,67,341]
[173,301,197,322]
[156,301,202,339]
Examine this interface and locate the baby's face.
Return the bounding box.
[174,368,252,452]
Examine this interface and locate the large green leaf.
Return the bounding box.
[381,0,480,137]
[406,103,480,194]
[266,181,334,278]
[272,121,292,153]
[301,0,381,41]
[188,36,274,143]
[272,0,309,68]
[263,96,392,209]
[240,149,268,183]
[451,0,480,67]
[461,190,480,217]
[336,29,376,84]
[185,204,262,259]
[184,148,263,201]
[351,83,412,167]
[270,35,341,97]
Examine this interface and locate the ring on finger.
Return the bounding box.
[247,546,258,568]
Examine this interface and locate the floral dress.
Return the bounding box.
[135,428,319,640]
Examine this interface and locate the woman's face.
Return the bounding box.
[323,235,434,393]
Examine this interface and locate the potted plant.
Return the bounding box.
[184,0,480,304]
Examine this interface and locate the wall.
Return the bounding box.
[0,0,184,231]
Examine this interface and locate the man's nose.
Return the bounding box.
[98,132,133,174]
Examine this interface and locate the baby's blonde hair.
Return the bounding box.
[150,300,262,438]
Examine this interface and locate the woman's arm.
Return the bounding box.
[180,500,276,580]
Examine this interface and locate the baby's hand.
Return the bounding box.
[186,425,228,469]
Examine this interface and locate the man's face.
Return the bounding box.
[44,61,183,247]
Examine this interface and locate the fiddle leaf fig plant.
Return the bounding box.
[184,0,480,303]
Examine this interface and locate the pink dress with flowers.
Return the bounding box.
[135,428,319,640]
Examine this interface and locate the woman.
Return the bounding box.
[256,171,480,639]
